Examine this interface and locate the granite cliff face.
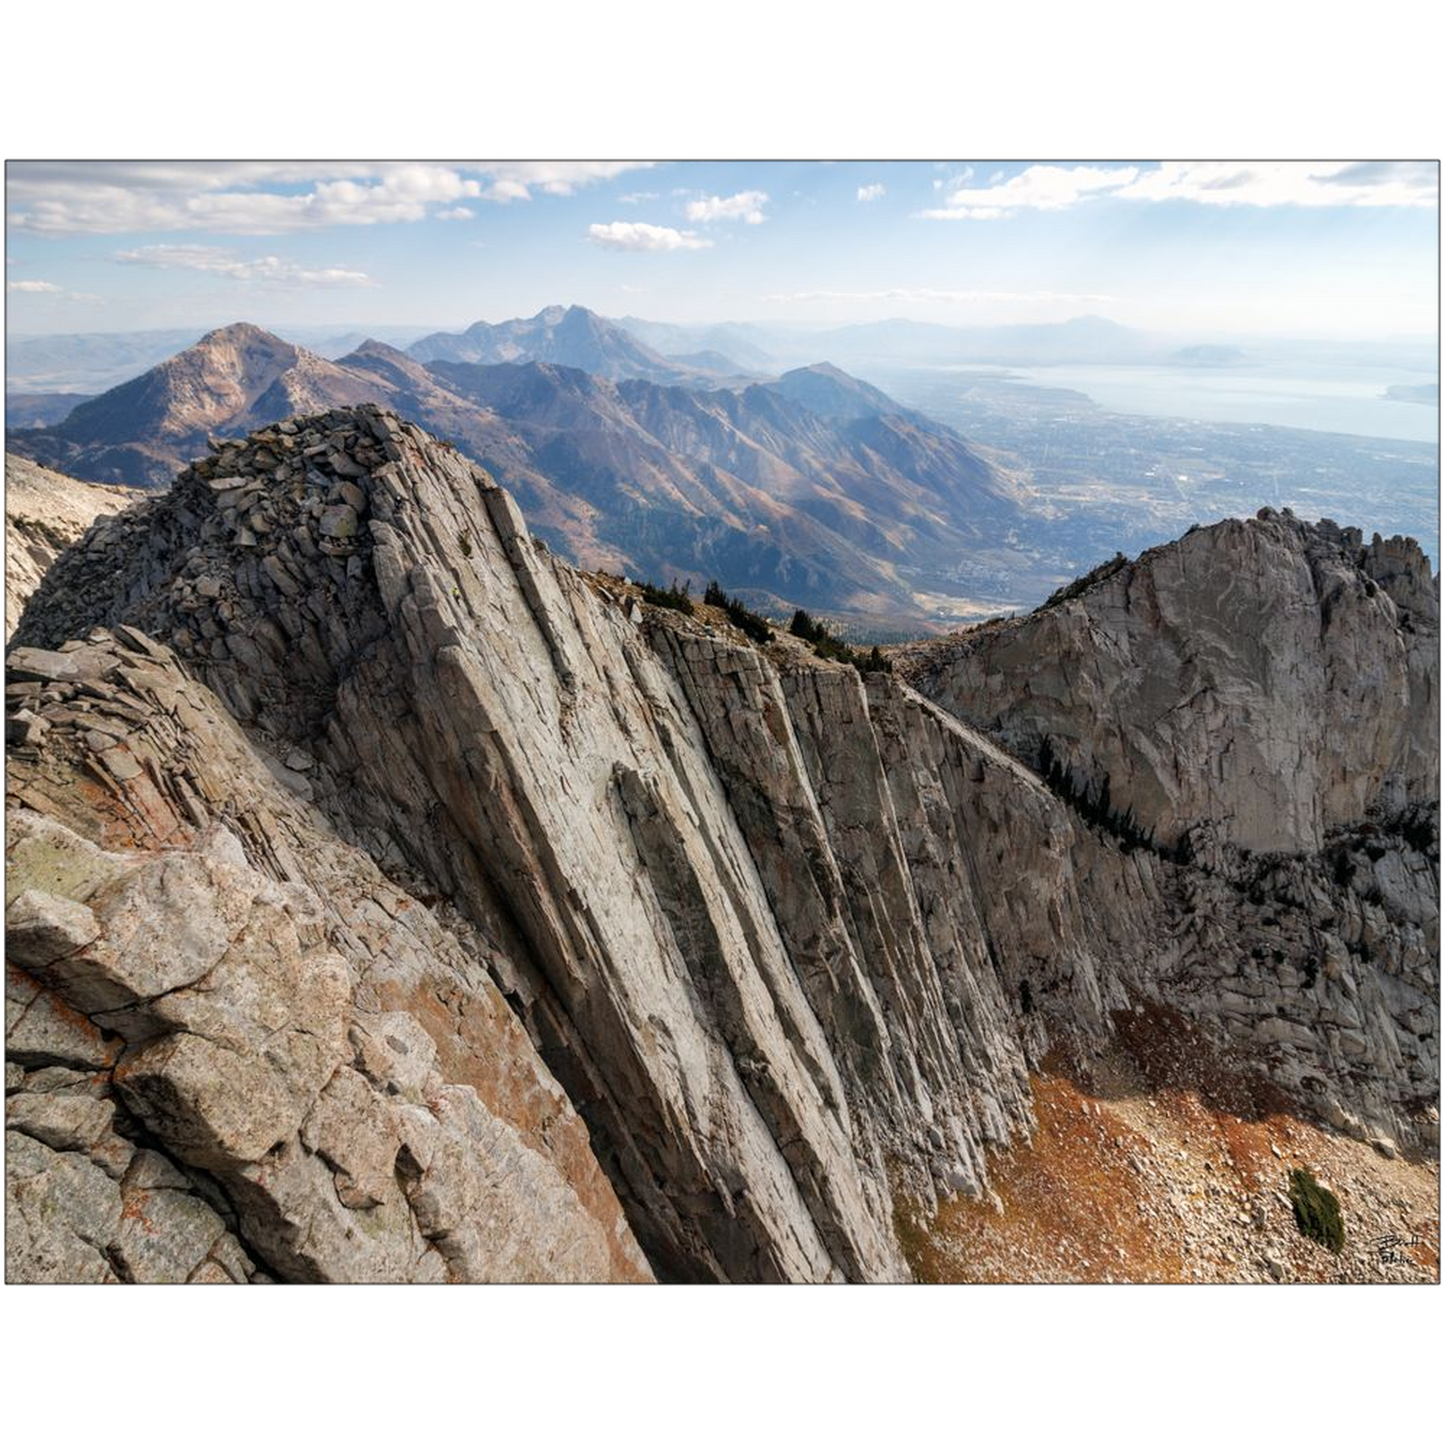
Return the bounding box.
[8,409,1438,1282]
[897,516,1438,856]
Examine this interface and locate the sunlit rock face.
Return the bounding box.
[898,511,1437,857]
[9,411,1437,1282]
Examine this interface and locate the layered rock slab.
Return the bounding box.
[6,632,651,1283]
[11,409,1438,1280]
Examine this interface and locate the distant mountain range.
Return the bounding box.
[612,316,779,371]
[1384,382,1439,406]
[6,317,1027,623]
[15,312,1436,403]
[409,304,761,385]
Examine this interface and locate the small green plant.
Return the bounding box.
[1288,1167,1345,1254]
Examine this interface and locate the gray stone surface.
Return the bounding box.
[7,407,1437,1282]
[897,512,1438,856]
[7,600,653,1283]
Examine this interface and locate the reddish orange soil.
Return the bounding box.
[899,1005,1439,1284]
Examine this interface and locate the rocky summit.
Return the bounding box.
[6,407,1439,1283]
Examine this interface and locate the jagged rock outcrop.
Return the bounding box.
[9,409,1438,1282]
[897,513,1438,856]
[5,453,134,639]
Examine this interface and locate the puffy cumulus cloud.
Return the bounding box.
[921,165,1136,219]
[1113,160,1438,208]
[684,190,769,224]
[586,222,711,252]
[6,161,655,235]
[114,244,373,287]
[856,183,886,203]
[436,206,475,221]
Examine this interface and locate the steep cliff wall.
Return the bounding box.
[897,513,1438,855]
[9,409,1438,1282]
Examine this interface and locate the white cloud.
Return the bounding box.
[436,206,474,221]
[6,161,655,234]
[856,183,886,203]
[587,222,711,252]
[7,278,98,301]
[480,161,649,197]
[919,161,1439,220]
[1112,160,1438,209]
[933,166,974,191]
[684,190,768,224]
[921,165,1137,219]
[480,178,532,203]
[619,191,660,204]
[114,244,373,287]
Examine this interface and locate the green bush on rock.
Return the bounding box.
[1288,1167,1345,1254]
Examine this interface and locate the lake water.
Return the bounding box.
[1000,362,1439,444]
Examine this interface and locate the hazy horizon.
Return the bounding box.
[6,310,1440,349]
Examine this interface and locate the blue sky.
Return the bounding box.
[5,160,1438,338]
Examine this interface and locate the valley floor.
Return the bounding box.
[899,1006,1440,1284]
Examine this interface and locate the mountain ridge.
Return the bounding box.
[7,321,1033,624]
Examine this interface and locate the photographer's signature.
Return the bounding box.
[1369,1232,1422,1265]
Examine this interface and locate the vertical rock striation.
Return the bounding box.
[5,453,134,640]
[6,632,652,1282]
[9,410,1438,1281]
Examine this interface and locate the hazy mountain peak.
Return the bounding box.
[346,337,411,361]
[407,303,717,386]
[6,323,364,481]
